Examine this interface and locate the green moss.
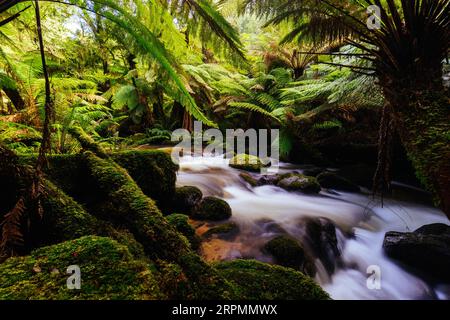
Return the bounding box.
[68,126,108,158]
[82,152,236,299]
[277,173,321,194]
[202,222,239,240]
[264,236,306,271]
[216,259,329,300]
[229,154,264,172]
[0,236,163,300]
[166,214,201,250]
[111,150,178,213]
[172,186,203,214]
[193,196,232,221]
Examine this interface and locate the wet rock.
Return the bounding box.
[229,154,264,172]
[383,223,450,282]
[316,172,360,192]
[300,217,341,275]
[239,172,258,187]
[257,175,280,186]
[263,235,316,276]
[202,222,240,240]
[173,186,203,214]
[193,196,232,221]
[277,173,321,194]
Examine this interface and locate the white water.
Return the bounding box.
[176,155,450,300]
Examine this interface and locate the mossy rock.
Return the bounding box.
[0,236,163,300]
[229,154,264,172]
[173,186,203,214]
[277,173,321,194]
[264,236,316,276]
[193,196,232,221]
[111,150,179,213]
[239,173,258,187]
[216,259,329,300]
[167,214,201,250]
[316,171,361,192]
[202,222,239,240]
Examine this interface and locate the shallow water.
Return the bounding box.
[176,155,450,300]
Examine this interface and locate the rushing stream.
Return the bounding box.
[176,155,450,300]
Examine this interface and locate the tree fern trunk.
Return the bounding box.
[385,87,450,218]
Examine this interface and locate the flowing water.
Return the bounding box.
[176,155,450,300]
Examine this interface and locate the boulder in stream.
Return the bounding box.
[277,173,321,194]
[193,196,232,221]
[173,186,203,214]
[263,235,316,276]
[229,154,265,172]
[300,217,341,275]
[383,223,450,282]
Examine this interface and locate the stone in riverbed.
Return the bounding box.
[383,223,450,282]
[263,235,316,276]
[277,173,321,194]
[239,172,258,187]
[192,196,232,221]
[229,154,264,172]
[316,171,360,192]
[173,186,203,214]
[300,217,341,275]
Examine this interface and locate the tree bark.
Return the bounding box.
[2,87,25,111]
[384,85,450,219]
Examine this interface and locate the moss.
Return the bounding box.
[229,154,265,172]
[202,222,239,240]
[215,259,329,300]
[193,196,232,221]
[0,236,163,300]
[389,90,450,216]
[277,173,321,194]
[166,214,201,250]
[82,152,236,299]
[111,150,179,214]
[264,236,306,271]
[68,126,108,158]
[172,186,203,214]
[18,150,179,214]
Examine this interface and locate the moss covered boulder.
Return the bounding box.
[239,172,258,187]
[173,186,203,214]
[229,154,265,172]
[316,172,361,192]
[193,197,232,221]
[0,236,163,300]
[277,173,321,194]
[166,214,201,250]
[264,236,316,276]
[216,260,329,300]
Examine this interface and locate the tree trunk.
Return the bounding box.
[384,85,450,219]
[2,87,25,111]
